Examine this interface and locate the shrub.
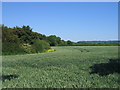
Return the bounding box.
[45,49,56,52]
[32,40,50,53]
[20,43,35,53]
[2,42,25,55]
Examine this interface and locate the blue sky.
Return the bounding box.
[2,2,118,42]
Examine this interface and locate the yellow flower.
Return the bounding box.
[46,49,55,52]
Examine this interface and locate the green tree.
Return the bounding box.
[67,40,74,46]
[47,35,61,46]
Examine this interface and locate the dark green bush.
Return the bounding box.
[2,42,25,55]
[32,40,50,53]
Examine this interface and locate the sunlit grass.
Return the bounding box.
[2,46,119,88]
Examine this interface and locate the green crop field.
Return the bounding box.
[2,46,120,88]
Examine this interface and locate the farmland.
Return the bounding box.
[2,46,120,88]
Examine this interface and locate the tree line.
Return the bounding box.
[2,25,75,55]
[2,25,119,55]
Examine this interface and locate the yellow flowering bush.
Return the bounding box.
[46,49,55,52]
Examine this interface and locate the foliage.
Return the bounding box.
[2,46,119,88]
[20,43,34,53]
[2,42,25,55]
[32,39,50,53]
[67,40,74,46]
[2,25,50,55]
[77,41,120,46]
[45,49,56,52]
[2,25,120,55]
[47,35,61,46]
